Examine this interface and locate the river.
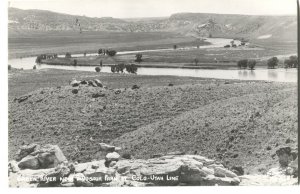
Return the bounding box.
[7,38,297,83]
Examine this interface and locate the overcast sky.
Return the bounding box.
[9,0,298,18]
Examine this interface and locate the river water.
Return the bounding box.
[7,38,297,83]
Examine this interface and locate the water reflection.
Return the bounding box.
[8,57,297,83]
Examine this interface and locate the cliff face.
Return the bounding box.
[8,8,297,40]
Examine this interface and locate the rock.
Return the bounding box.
[33,144,67,169]
[109,161,117,168]
[214,167,238,178]
[8,160,20,173]
[131,85,140,90]
[202,175,240,186]
[73,173,93,187]
[105,152,120,162]
[276,147,293,167]
[72,89,78,94]
[80,80,88,85]
[168,83,174,86]
[16,143,39,161]
[92,92,105,98]
[70,80,81,87]
[115,89,121,94]
[88,80,98,87]
[84,167,116,184]
[94,79,103,87]
[99,143,115,152]
[39,166,71,186]
[18,155,40,170]
[231,166,244,176]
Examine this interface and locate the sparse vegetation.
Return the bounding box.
[135,53,143,63]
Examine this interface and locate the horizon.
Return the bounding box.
[9,0,298,19]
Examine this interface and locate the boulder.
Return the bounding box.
[70,80,81,87]
[214,167,238,178]
[105,152,120,162]
[94,79,103,87]
[84,167,116,184]
[73,173,93,187]
[18,155,40,170]
[34,144,67,169]
[276,147,293,167]
[16,143,39,161]
[8,160,20,173]
[99,143,116,152]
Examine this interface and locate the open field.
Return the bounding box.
[8,69,297,175]
[8,30,209,59]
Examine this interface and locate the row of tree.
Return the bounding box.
[237,55,298,70]
[110,63,138,74]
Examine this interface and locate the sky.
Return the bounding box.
[9,0,298,18]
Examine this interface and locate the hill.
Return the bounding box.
[8,8,297,41]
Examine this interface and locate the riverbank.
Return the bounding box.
[8,68,297,175]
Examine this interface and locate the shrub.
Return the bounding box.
[224,45,230,48]
[194,58,199,65]
[237,59,248,69]
[8,64,11,70]
[98,49,103,55]
[95,66,101,72]
[111,65,116,73]
[173,45,177,49]
[106,50,117,57]
[267,57,279,69]
[33,65,37,70]
[73,59,77,66]
[65,52,72,58]
[135,53,143,63]
[100,60,103,66]
[247,59,256,70]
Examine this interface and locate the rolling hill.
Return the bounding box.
[8,7,297,41]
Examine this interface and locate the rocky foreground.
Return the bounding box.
[8,143,298,187]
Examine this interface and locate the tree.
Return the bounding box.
[100,60,103,67]
[126,64,138,74]
[173,45,177,49]
[98,49,103,55]
[267,57,279,69]
[135,53,143,63]
[237,59,248,69]
[194,58,199,65]
[247,59,256,70]
[73,59,77,66]
[288,55,298,68]
[35,55,42,64]
[84,52,86,57]
[95,66,101,72]
[106,50,117,57]
[65,52,72,58]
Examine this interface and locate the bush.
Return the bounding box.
[111,65,116,73]
[8,64,11,70]
[33,65,37,70]
[237,59,248,69]
[126,64,138,74]
[173,45,177,49]
[267,57,279,69]
[135,53,143,63]
[95,66,101,72]
[247,59,256,70]
[73,59,77,66]
[106,50,117,57]
[65,52,72,58]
